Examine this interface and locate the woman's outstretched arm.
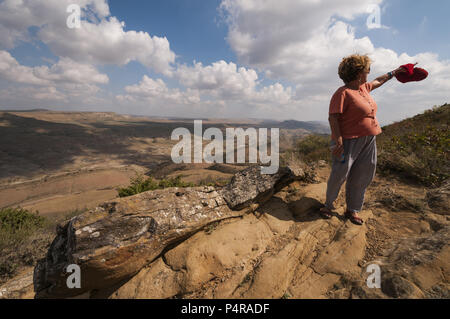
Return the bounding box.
[370,64,414,90]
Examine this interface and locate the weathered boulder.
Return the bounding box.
[34,165,300,298]
[219,165,303,210]
[105,182,373,299]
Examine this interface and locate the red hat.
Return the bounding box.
[395,63,428,83]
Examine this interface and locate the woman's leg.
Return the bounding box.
[324,144,353,210]
[345,136,377,213]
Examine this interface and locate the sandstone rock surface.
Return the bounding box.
[34,165,302,298]
[33,164,449,299]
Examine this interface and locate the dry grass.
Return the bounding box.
[282,134,330,164]
[0,207,85,285]
[373,187,428,213]
[116,174,196,197]
[377,103,449,187]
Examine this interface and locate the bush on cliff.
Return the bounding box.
[117,174,196,197]
[377,103,449,187]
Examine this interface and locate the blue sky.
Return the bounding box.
[0,0,449,124]
[352,0,450,59]
[105,0,237,93]
[109,0,234,64]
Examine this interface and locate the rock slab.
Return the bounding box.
[34,165,298,298]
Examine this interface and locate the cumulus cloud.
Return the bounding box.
[219,0,382,68]
[0,0,176,109]
[0,50,46,85]
[0,50,108,86]
[0,86,67,105]
[0,50,109,104]
[33,58,109,85]
[117,75,201,106]
[175,60,258,99]
[0,0,109,48]
[219,0,450,123]
[174,60,293,105]
[39,17,175,75]
[117,60,294,114]
[0,0,175,74]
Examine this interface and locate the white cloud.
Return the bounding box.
[0,50,108,86]
[0,86,67,105]
[174,60,293,105]
[117,61,294,114]
[0,50,46,85]
[0,0,176,108]
[0,50,110,105]
[31,86,68,102]
[117,75,201,105]
[0,0,109,48]
[219,0,382,68]
[175,60,258,99]
[35,57,109,85]
[39,17,175,75]
[0,0,175,75]
[218,0,450,123]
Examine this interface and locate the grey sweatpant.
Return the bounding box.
[325,135,377,213]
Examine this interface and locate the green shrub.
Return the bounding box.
[0,207,47,249]
[281,292,292,299]
[0,207,84,284]
[289,134,330,164]
[197,174,231,187]
[158,175,195,189]
[117,174,196,197]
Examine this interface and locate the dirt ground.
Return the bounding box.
[313,163,435,262]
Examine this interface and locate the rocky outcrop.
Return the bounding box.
[32,163,449,299]
[219,166,300,210]
[33,165,304,298]
[105,182,373,299]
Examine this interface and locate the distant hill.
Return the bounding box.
[279,120,329,133]
[0,109,330,135]
[0,108,49,112]
[259,119,330,134]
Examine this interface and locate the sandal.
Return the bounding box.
[319,207,332,219]
[344,211,364,225]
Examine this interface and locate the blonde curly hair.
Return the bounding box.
[338,54,372,84]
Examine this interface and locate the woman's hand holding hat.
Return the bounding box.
[394,62,428,83]
[393,63,417,75]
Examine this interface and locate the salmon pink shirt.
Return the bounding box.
[329,81,382,140]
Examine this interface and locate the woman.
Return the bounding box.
[319,54,408,225]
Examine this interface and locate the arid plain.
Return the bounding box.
[0,110,322,217]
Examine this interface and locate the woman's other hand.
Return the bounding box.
[332,136,344,157]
